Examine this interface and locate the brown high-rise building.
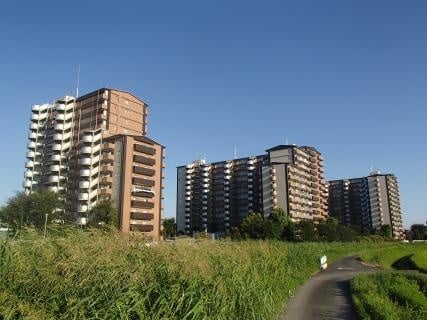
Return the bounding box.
[24,88,164,239]
[176,145,328,235]
[328,172,404,239]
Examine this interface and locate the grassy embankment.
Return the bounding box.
[352,243,427,320]
[0,228,381,320]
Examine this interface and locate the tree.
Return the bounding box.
[378,224,392,239]
[0,190,61,231]
[268,208,289,225]
[240,213,271,240]
[27,190,62,229]
[283,221,297,241]
[88,199,118,228]
[317,217,340,242]
[163,218,176,238]
[268,208,290,240]
[296,220,317,242]
[411,224,427,240]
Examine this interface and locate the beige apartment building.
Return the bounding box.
[177,144,328,235]
[24,88,163,239]
[328,172,404,239]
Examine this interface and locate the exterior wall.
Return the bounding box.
[267,145,328,223]
[100,135,163,240]
[24,88,163,239]
[176,166,187,233]
[24,97,76,200]
[328,173,404,239]
[177,145,328,235]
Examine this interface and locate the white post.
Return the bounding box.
[320,255,328,270]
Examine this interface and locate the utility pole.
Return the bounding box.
[43,213,48,238]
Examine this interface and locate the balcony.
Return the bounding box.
[100,189,112,197]
[56,104,66,111]
[28,132,38,140]
[77,204,88,212]
[31,114,40,121]
[100,176,113,185]
[131,212,154,220]
[79,181,90,189]
[50,165,60,172]
[53,133,63,140]
[81,146,92,154]
[30,123,39,130]
[133,166,155,176]
[25,161,34,168]
[101,153,114,163]
[51,154,61,161]
[82,135,94,143]
[101,165,113,173]
[48,186,58,192]
[78,193,89,201]
[52,143,62,151]
[132,190,154,198]
[49,176,59,183]
[80,169,91,177]
[24,171,33,178]
[54,123,64,131]
[55,114,65,121]
[133,155,155,166]
[26,151,35,158]
[32,104,42,112]
[132,177,155,187]
[23,180,32,188]
[79,158,91,165]
[131,200,154,209]
[27,141,36,149]
[134,144,155,155]
[130,224,154,232]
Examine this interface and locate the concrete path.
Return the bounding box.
[280,256,377,320]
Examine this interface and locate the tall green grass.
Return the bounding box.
[0,229,361,320]
[358,243,427,272]
[351,272,427,320]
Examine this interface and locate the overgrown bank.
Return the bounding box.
[0,230,375,320]
[351,243,427,320]
[352,272,427,320]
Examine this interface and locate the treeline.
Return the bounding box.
[229,208,394,242]
[0,190,118,235]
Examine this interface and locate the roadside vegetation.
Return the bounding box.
[352,272,427,320]
[0,230,368,320]
[351,243,427,320]
[358,243,427,271]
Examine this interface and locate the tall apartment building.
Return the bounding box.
[328,172,404,239]
[24,88,164,239]
[176,145,328,235]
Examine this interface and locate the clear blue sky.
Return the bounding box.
[0,1,425,227]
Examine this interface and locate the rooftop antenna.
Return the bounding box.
[286,137,289,145]
[234,147,237,159]
[76,65,80,98]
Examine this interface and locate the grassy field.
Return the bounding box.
[0,229,361,320]
[357,243,427,272]
[352,243,427,320]
[0,229,418,320]
[351,272,427,320]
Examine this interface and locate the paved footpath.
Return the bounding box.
[280,256,377,320]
